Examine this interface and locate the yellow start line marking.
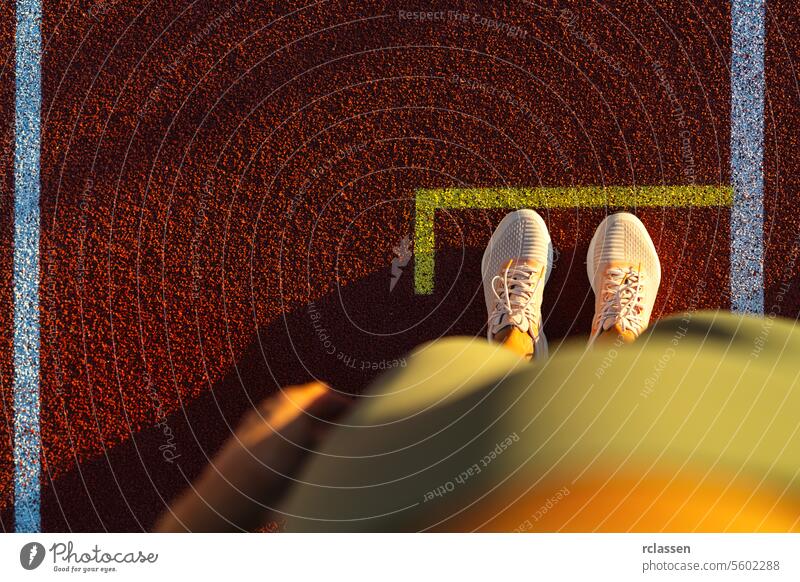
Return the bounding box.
[414,185,733,294]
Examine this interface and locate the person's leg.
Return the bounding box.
[275,311,800,532]
[492,326,538,359]
[154,382,350,532]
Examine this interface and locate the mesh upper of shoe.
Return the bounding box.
[588,213,661,339]
[482,210,551,345]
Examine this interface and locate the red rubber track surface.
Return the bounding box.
[0,0,797,531]
[0,1,15,534]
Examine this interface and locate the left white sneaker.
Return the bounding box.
[481,209,553,359]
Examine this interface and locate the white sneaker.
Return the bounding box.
[482,209,553,359]
[587,212,661,343]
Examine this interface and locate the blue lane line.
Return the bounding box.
[730,0,765,314]
[13,0,42,533]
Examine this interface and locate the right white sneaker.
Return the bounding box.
[587,212,661,343]
[482,209,553,359]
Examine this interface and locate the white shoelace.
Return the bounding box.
[488,263,544,339]
[593,266,646,338]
